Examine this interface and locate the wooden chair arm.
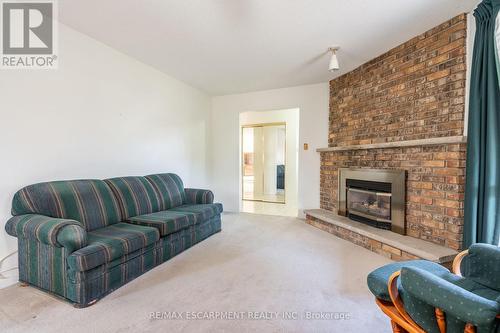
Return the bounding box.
[452,249,469,276]
[435,308,446,333]
[387,269,481,333]
[376,298,420,333]
[388,271,426,333]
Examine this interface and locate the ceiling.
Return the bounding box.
[58,0,479,95]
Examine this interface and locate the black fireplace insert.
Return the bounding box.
[346,179,392,230]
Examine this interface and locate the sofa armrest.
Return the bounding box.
[401,266,500,327]
[184,188,214,204]
[5,214,87,253]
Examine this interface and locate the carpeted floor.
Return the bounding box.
[0,212,392,333]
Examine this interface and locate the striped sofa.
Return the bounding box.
[5,173,223,307]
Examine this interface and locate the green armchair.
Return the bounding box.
[367,244,500,333]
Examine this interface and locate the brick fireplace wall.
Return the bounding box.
[320,14,467,250]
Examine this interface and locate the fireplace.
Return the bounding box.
[338,168,406,235]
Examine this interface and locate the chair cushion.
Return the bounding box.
[128,210,199,236]
[368,259,500,333]
[169,203,223,220]
[367,260,450,302]
[461,244,500,292]
[105,177,161,219]
[67,223,159,272]
[11,180,122,231]
[451,276,500,302]
[145,173,186,210]
[401,267,500,331]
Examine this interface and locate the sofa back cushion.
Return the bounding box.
[145,173,186,210]
[12,180,121,231]
[105,176,161,219]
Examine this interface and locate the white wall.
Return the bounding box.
[210,83,330,216]
[0,23,211,287]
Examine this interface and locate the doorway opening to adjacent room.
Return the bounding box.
[242,123,286,204]
[239,109,299,217]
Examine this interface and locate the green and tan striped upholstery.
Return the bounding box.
[66,215,222,305]
[5,214,87,250]
[170,203,223,220]
[18,239,70,299]
[6,173,223,307]
[67,223,159,272]
[145,173,186,210]
[128,210,200,236]
[105,177,161,219]
[185,188,214,204]
[11,180,121,231]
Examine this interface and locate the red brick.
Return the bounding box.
[321,15,466,251]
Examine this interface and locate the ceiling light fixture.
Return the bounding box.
[328,46,340,71]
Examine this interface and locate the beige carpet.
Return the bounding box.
[0,212,393,333]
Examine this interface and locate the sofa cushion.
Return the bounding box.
[145,173,186,210]
[67,223,159,272]
[105,177,161,219]
[11,180,121,231]
[169,203,223,220]
[367,260,450,302]
[128,210,199,236]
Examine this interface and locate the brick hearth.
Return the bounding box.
[305,209,457,263]
[313,14,468,254]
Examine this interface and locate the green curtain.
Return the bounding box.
[464,0,500,247]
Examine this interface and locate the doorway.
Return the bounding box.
[239,108,299,217]
[242,123,286,204]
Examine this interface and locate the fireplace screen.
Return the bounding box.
[347,188,391,223]
[338,168,406,235]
